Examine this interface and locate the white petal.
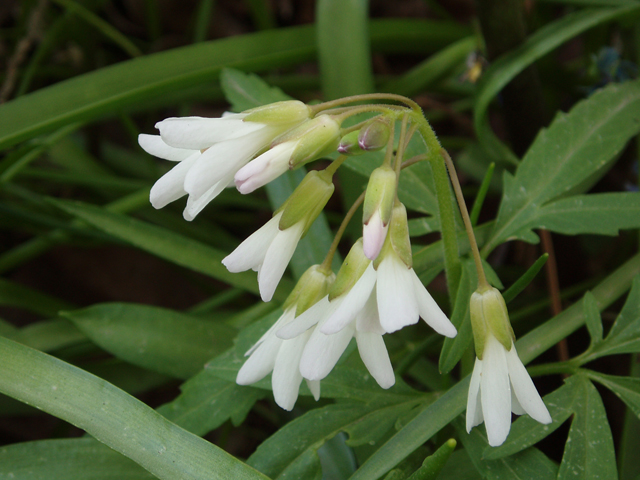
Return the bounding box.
[299,323,355,381]
[222,214,281,273]
[355,331,395,389]
[156,116,264,150]
[138,134,195,161]
[511,388,526,416]
[506,346,552,424]
[183,174,232,221]
[481,336,512,447]
[354,288,385,335]
[377,254,419,333]
[245,308,295,357]
[235,141,296,194]
[149,152,199,209]
[411,272,457,338]
[258,220,304,302]
[272,331,311,411]
[306,379,321,401]
[183,126,277,200]
[363,210,388,260]
[277,296,338,339]
[236,333,281,385]
[466,358,484,432]
[321,264,376,335]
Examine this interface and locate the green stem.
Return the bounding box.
[323,154,348,177]
[320,191,366,272]
[310,93,421,115]
[412,112,461,305]
[394,113,410,184]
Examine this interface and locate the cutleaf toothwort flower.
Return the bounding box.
[466,286,552,446]
[236,265,335,410]
[138,100,311,220]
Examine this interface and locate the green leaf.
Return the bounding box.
[583,292,603,346]
[588,371,640,419]
[50,198,292,301]
[12,319,86,352]
[157,374,265,436]
[0,277,75,316]
[455,416,558,480]
[557,375,617,480]
[474,5,640,165]
[0,438,155,479]
[0,335,268,480]
[486,80,640,252]
[439,259,475,374]
[502,253,548,303]
[61,303,236,379]
[406,439,456,480]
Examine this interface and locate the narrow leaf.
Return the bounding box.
[502,253,548,303]
[583,292,603,346]
[588,371,640,419]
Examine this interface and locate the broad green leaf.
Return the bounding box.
[50,198,292,301]
[12,318,86,352]
[557,375,617,480]
[61,303,236,379]
[486,80,640,252]
[0,335,268,480]
[0,438,155,479]
[582,292,603,346]
[0,277,75,316]
[0,19,468,151]
[158,374,265,436]
[474,5,640,165]
[455,417,558,480]
[587,371,640,419]
[439,259,475,374]
[485,378,579,459]
[220,68,339,276]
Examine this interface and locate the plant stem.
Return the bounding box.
[320,191,366,272]
[310,93,422,114]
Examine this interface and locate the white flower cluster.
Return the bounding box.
[141,99,552,446]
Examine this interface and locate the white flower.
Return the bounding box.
[236,307,319,411]
[139,101,310,220]
[361,165,396,260]
[466,287,552,446]
[222,211,304,302]
[466,335,552,446]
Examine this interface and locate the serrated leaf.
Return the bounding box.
[454,417,558,480]
[0,335,268,480]
[157,373,265,436]
[583,292,603,346]
[0,438,155,479]
[557,375,617,480]
[588,371,640,419]
[61,303,236,379]
[486,80,640,252]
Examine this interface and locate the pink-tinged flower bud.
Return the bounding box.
[358,117,391,152]
[337,131,365,156]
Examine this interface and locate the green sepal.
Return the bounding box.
[283,264,335,316]
[274,115,341,168]
[470,287,515,358]
[363,165,397,225]
[358,116,391,151]
[337,130,366,156]
[374,201,412,269]
[278,170,335,234]
[469,291,487,359]
[243,100,311,126]
[328,238,371,301]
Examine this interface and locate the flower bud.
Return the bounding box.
[273,115,341,168]
[277,170,335,233]
[337,131,366,156]
[375,201,412,269]
[362,165,397,259]
[283,264,335,316]
[328,238,371,301]
[469,287,515,359]
[358,117,391,152]
[243,100,312,126]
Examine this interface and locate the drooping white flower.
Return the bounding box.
[234,114,341,194]
[236,265,334,410]
[223,169,335,302]
[466,287,552,446]
[139,101,311,220]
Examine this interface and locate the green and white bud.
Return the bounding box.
[277,169,335,233]
[358,117,391,152]
[283,264,335,316]
[272,114,341,168]
[375,201,412,269]
[337,130,366,156]
[243,100,312,126]
[469,286,515,359]
[328,238,371,301]
[362,165,397,259]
